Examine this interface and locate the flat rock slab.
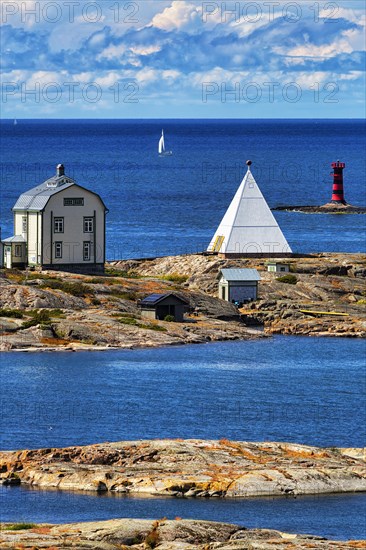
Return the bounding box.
[0,518,364,549]
[1,439,365,498]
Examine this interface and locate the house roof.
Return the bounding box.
[13,176,76,211]
[12,171,108,212]
[219,268,261,282]
[2,235,27,243]
[207,165,292,255]
[139,293,189,306]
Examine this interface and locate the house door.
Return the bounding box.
[4,246,12,269]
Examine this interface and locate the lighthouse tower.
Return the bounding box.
[330,161,346,205]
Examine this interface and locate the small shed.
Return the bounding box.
[266,262,290,273]
[2,235,27,269]
[218,268,260,303]
[139,293,189,322]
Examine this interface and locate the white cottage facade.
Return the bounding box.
[3,164,108,273]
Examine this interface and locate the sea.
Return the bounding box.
[0,120,365,539]
[0,119,365,257]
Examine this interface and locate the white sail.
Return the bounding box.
[158,130,165,154]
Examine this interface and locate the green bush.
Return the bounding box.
[118,317,138,325]
[6,523,36,531]
[21,309,52,329]
[0,309,23,319]
[28,310,51,323]
[164,315,175,322]
[161,273,188,284]
[276,274,298,285]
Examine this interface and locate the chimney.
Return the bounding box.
[57,164,65,177]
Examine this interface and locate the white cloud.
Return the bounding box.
[151,1,201,31]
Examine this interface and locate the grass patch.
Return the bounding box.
[0,309,24,319]
[5,523,37,531]
[161,273,188,284]
[117,317,167,332]
[118,317,139,326]
[139,323,167,332]
[85,277,113,285]
[109,288,137,300]
[25,273,62,282]
[40,280,93,297]
[276,274,298,285]
[356,299,366,305]
[20,309,61,329]
[105,267,141,279]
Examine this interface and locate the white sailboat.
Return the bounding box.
[158,129,172,156]
[14,119,17,125]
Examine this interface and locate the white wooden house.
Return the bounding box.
[2,164,108,273]
[218,268,261,303]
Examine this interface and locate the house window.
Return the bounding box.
[22,216,27,232]
[14,245,22,257]
[54,217,64,233]
[84,217,94,233]
[83,241,91,261]
[280,267,286,272]
[64,198,84,206]
[55,242,63,259]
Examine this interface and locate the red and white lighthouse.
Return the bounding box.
[330,161,346,204]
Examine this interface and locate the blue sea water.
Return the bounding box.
[0,337,366,539]
[1,338,365,450]
[1,486,365,541]
[0,119,365,258]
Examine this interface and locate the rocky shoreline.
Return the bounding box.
[0,252,365,351]
[1,439,365,498]
[272,203,366,214]
[1,517,364,549]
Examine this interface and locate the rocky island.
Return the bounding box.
[0,252,365,351]
[1,517,364,549]
[1,439,365,548]
[1,439,365,497]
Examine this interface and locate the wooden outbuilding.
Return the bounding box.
[218,268,260,303]
[266,262,290,273]
[139,293,189,322]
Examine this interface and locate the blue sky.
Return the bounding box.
[1,0,365,118]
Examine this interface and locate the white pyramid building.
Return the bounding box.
[208,162,292,257]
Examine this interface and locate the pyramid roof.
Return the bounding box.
[208,166,292,255]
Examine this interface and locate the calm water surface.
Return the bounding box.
[1,486,365,541]
[1,337,365,450]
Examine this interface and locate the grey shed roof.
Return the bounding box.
[2,235,26,243]
[219,268,261,282]
[140,293,189,306]
[13,175,76,211]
